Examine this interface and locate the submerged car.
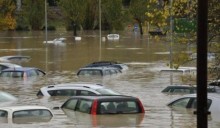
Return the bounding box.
[162,85,216,94]
[162,85,196,94]
[77,67,121,77]
[0,55,31,63]
[60,95,145,115]
[208,80,220,93]
[37,83,120,96]
[0,105,53,124]
[0,63,22,72]
[160,67,196,75]
[0,91,17,103]
[0,67,46,79]
[167,93,220,121]
[84,61,128,71]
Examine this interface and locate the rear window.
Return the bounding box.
[12,109,53,124]
[77,70,102,76]
[99,101,140,114]
[13,109,53,118]
[0,110,8,123]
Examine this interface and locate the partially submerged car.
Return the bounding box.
[0,63,22,72]
[0,91,17,103]
[208,79,220,93]
[160,67,196,75]
[162,85,216,94]
[0,55,31,63]
[60,95,145,115]
[167,93,220,121]
[37,83,120,97]
[0,105,53,124]
[84,61,128,71]
[162,85,197,94]
[77,67,121,77]
[0,67,46,79]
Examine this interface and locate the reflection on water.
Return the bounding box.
[0,31,219,127]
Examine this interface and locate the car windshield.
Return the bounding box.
[96,88,120,95]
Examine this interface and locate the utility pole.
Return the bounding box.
[197,0,208,128]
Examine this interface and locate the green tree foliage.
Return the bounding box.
[0,0,16,30]
[101,0,124,31]
[58,0,88,31]
[208,0,220,79]
[129,0,149,35]
[83,0,99,30]
[22,0,45,30]
[146,0,220,80]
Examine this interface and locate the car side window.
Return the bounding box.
[28,70,38,77]
[104,70,111,75]
[62,99,78,110]
[110,69,117,74]
[79,90,96,96]
[173,89,190,93]
[53,90,77,96]
[12,72,23,78]
[171,98,190,108]
[76,100,92,113]
[191,99,212,109]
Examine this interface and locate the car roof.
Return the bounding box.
[166,85,196,88]
[90,61,119,65]
[45,83,104,90]
[79,66,119,70]
[68,95,138,100]
[0,105,51,112]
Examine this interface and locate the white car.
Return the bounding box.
[37,83,121,97]
[167,93,220,121]
[0,105,53,124]
[0,56,31,63]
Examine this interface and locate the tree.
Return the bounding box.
[146,0,220,80]
[22,0,45,30]
[129,0,149,35]
[101,0,124,32]
[0,0,16,30]
[58,0,88,36]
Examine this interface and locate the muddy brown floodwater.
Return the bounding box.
[0,31,219,128]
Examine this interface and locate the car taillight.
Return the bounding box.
[137,99,145,113]
[91,100,98,115]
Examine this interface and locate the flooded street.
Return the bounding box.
[0,31,219,128]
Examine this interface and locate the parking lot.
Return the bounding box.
[0,31,219,127]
